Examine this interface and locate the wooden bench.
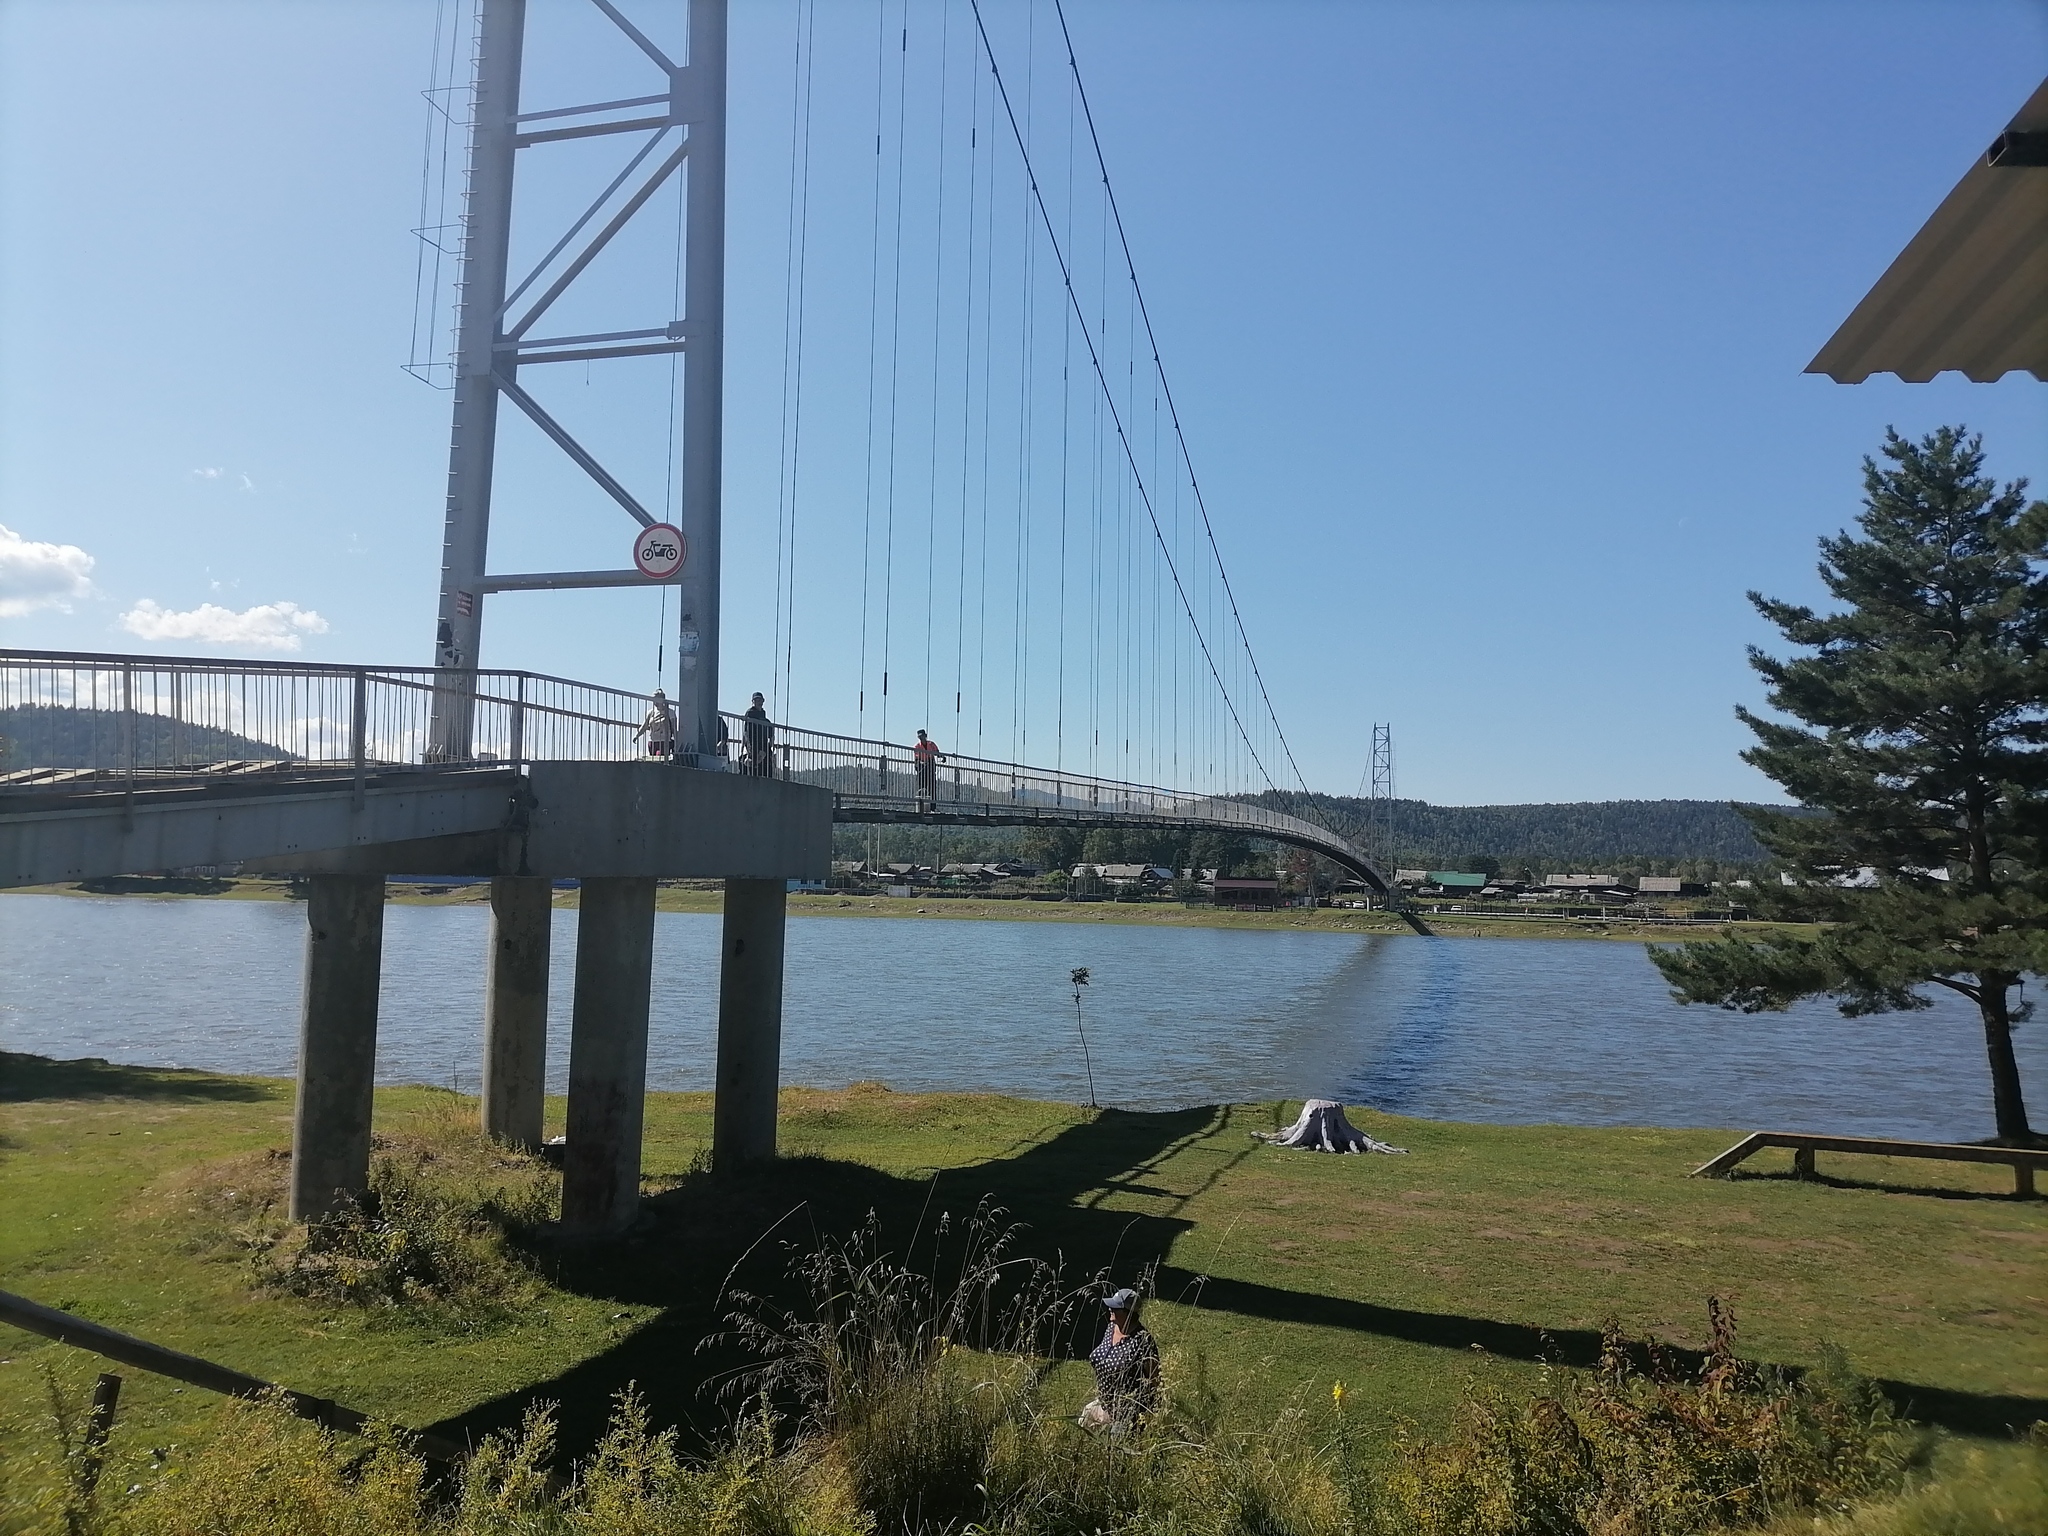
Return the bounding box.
[1693,1131,2045,1197]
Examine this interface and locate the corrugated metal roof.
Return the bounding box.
[1807,78,2048,384]
[1428,871,1488,888]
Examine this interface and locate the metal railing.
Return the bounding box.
[0,648,1382,885]
[0,650,649,792]
[716,713,1382,879]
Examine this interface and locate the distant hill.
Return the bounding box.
[1261,792,1787,875]
[833,794,1791,879]
[0,705,289,773]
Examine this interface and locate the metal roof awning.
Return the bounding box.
[1807,77,2048,383]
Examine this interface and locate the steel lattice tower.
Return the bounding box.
[427,0,727,763]
[1367,723,1395,875]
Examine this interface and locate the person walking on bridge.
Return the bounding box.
[633,689,676,758]
[912,729,944,811]
[742,692,775,778]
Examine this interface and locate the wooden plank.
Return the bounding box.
[1692,1132,1768,1177]
[0,1288,465,1464]
[1693,1131,2048,1183]
[1746,1133,2048,1168]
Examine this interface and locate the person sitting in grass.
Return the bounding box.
[1079,1286,1158,1432]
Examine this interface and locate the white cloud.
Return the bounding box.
[0,523,96,618]
[120,598,330,652]
[191,467,223,480]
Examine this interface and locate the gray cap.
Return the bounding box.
[1102,1287,1139,1311]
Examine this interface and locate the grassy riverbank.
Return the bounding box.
[3,1054,2040,1483]
[1,878,1793,943]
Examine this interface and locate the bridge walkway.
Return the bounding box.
[4,650,1398,898]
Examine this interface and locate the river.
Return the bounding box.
[1,893,2036,1140]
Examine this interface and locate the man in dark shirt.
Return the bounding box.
[1080,1286,1158,1432]
[742,692,774,777]
[912,729,942,810]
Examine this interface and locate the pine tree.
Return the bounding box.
[1653,427,2048,1144]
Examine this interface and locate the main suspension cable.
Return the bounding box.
[856,0,889,733]
[1049,0,1316,800]
[878,8,911,743]
[969,0,1278,793]
[771,0,816,719]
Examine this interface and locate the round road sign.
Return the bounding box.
[633,522,686,580]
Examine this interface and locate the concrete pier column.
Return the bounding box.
[482,875,552,1151]
[561,876,657,1236]
[714,878,787,1171]
[289,874,386,1222]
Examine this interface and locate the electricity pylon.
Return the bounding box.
[1367,723,1395,875]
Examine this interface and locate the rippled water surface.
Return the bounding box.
[2,893,2036,1140]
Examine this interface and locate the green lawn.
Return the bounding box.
[2,1055,2041,1473]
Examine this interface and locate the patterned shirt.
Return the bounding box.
[1088,1324,1159,1420]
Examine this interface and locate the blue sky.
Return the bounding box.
[2,0,2042,806]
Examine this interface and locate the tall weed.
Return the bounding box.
[113,1392,432,1536]
[1768,1434,2048,1536]
[0,1364,114,1536]
[1368,1302,1911,1536]
[709,1201,1086,1531]
[203,1102,560,1313]
[713,1207,1350,1536]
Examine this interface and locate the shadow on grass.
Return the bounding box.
[1729,1168,2035,1203]
[0,1051,273,1104]
[1155,1267,2045,1439]
[430,1107,1207,1456]
[423,1103,2045,1458]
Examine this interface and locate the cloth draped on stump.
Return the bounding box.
[1256,1099,1407,1154]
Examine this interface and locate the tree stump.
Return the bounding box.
[1255,1099,1407,1154]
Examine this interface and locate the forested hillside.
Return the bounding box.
[834,795,1789,879]
[0,706,289,772]
[1272,793,1784,871]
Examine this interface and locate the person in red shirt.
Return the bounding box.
[912,730,943,811]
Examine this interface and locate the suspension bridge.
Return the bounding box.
[0,0,1407,1240]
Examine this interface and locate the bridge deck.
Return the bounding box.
[3,649,1391,894]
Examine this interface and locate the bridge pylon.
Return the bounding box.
[412,0,754,1238]
[427,0,726,765]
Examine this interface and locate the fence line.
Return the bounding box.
[715,713,1378,876]
[0,651,648,786]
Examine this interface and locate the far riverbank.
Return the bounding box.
[2,876,1795,944]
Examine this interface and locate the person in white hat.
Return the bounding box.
[1078,1285,1157,1432]
[633,689,676,758]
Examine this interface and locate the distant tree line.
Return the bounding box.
[832,796,1794,882]
[0,705,288,773]
[830,822,1254,875]
[1250,790,1791,881]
